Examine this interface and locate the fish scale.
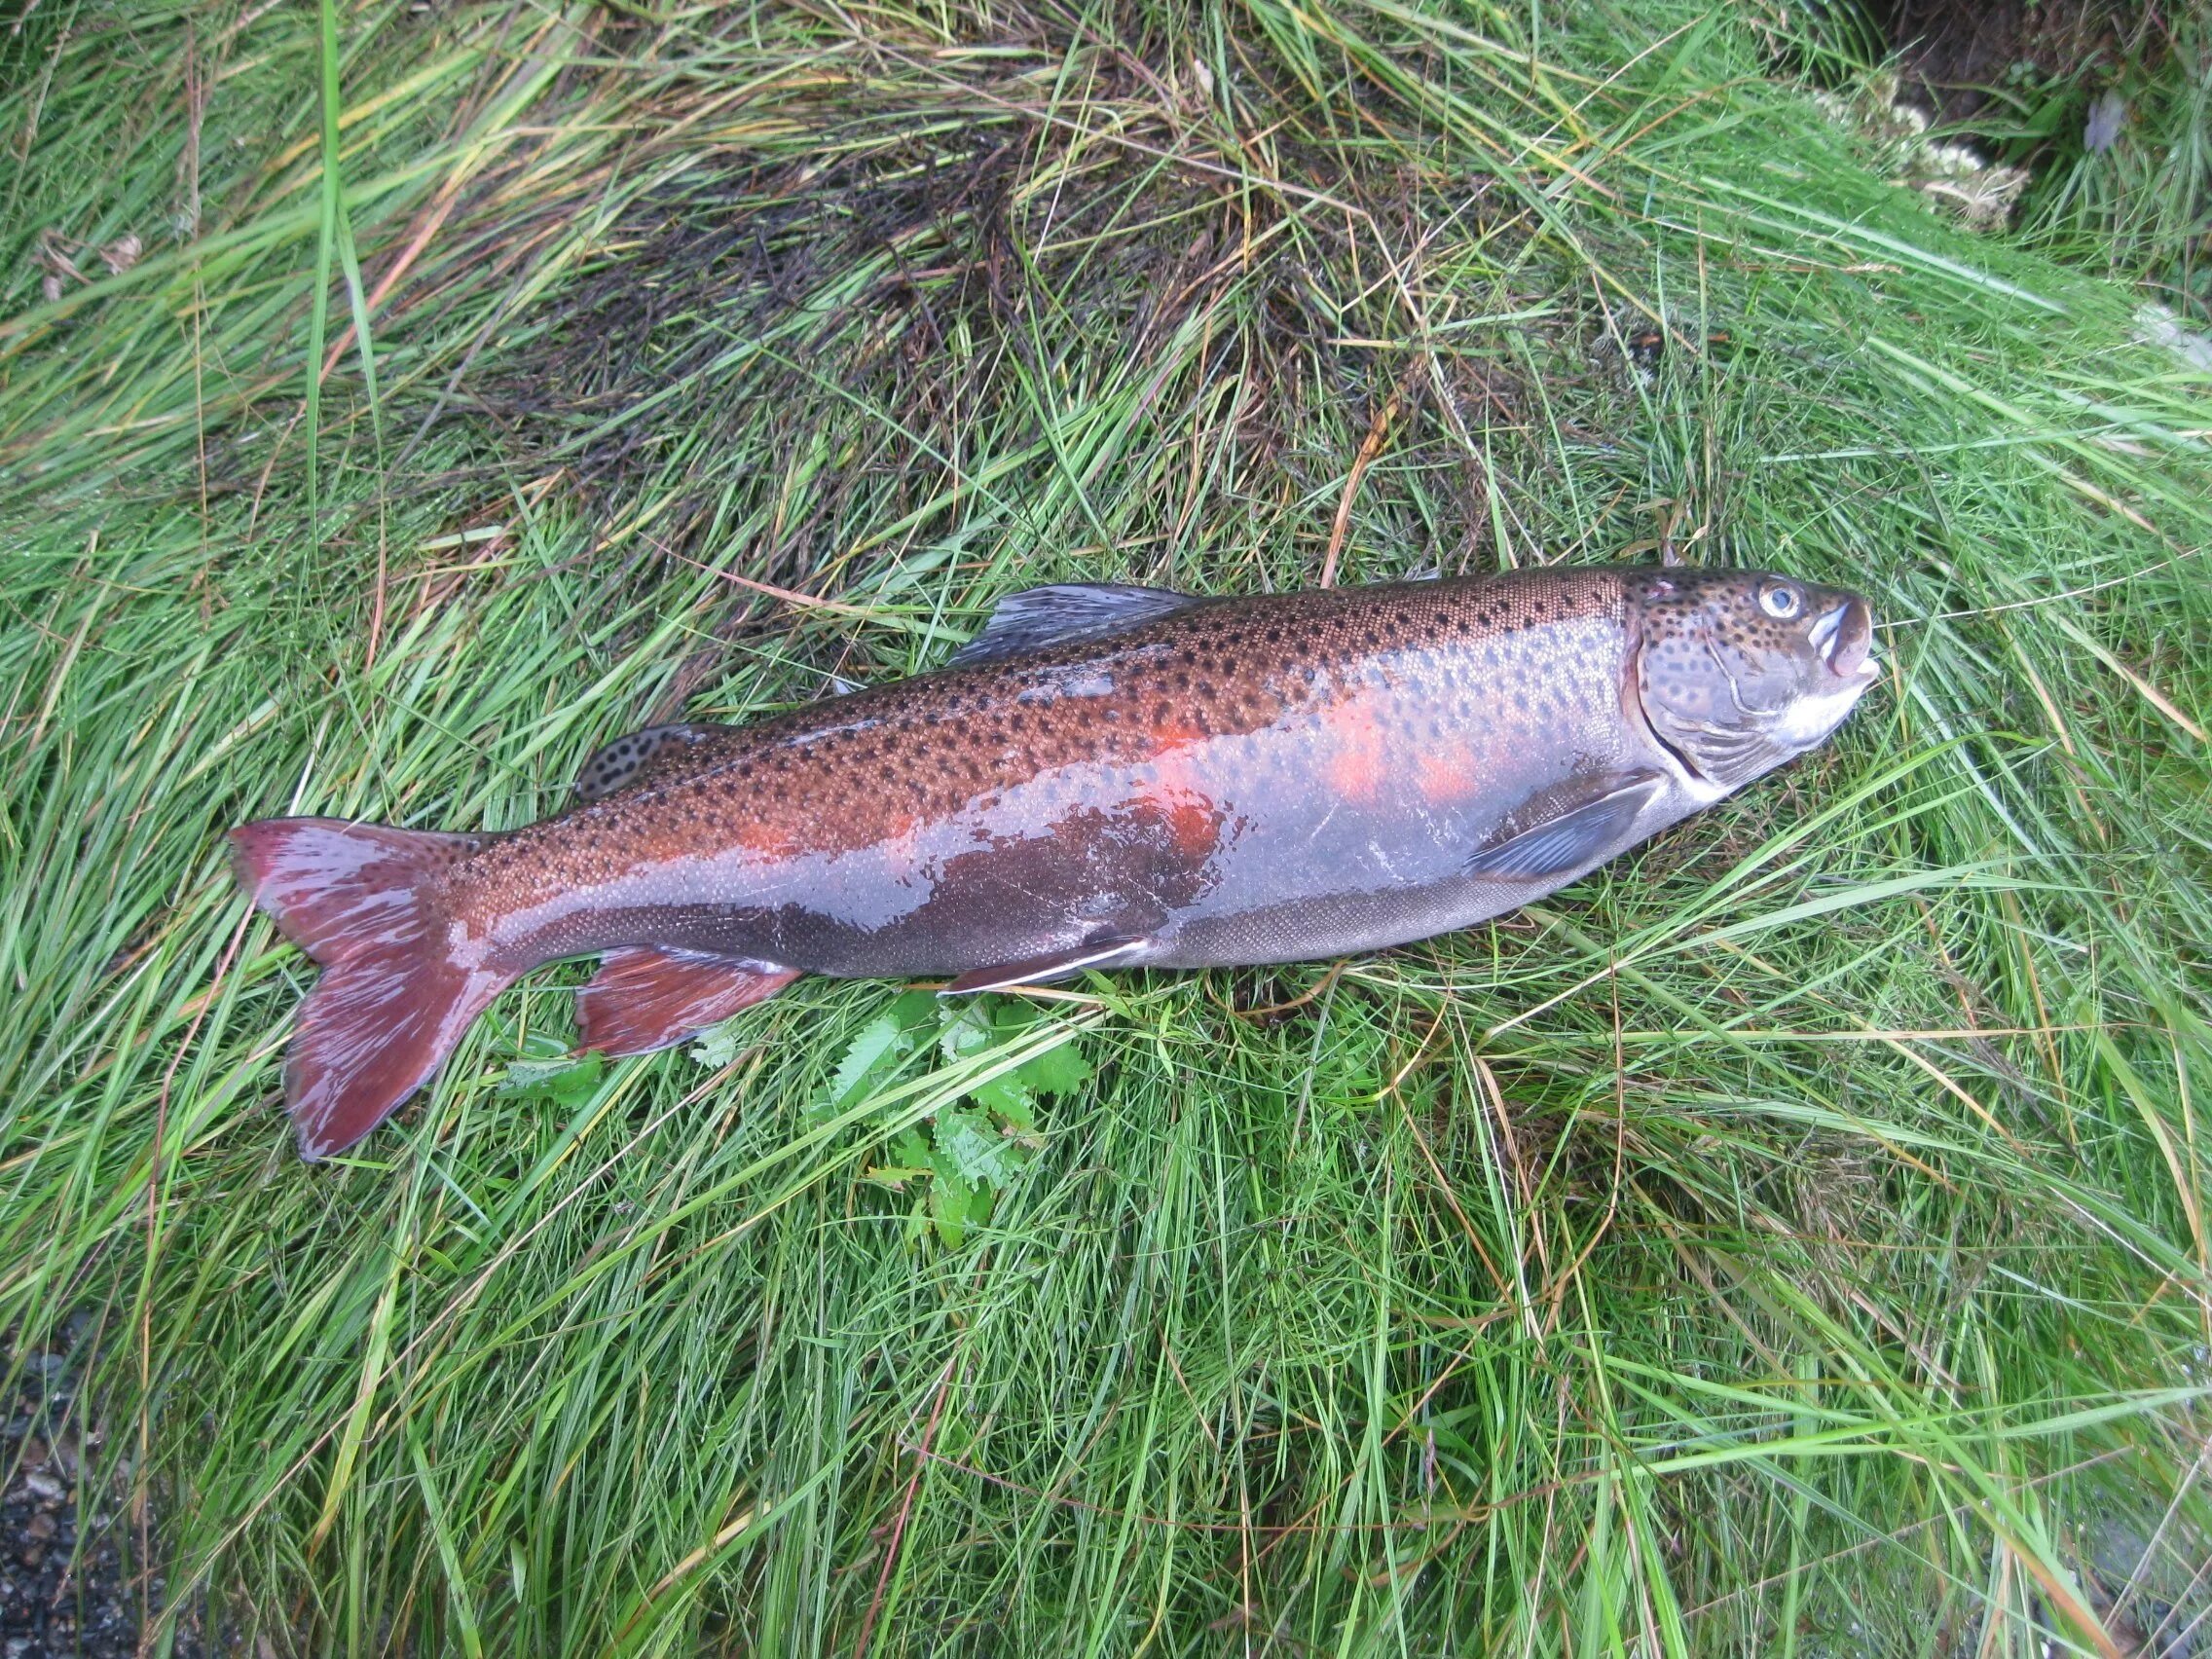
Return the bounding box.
[230,562,1878,1159]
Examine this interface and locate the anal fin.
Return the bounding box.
[576,947,799,1056]
[941,936,1146,996]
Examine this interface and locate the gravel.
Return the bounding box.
[3,1328,210,1659]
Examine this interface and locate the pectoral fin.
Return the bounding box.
[576,947,799,1056]
[1464,772,1666,881]
[941,936,1147,995]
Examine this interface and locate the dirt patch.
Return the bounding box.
[1878,0,2165,123]
[462,29,1531,585]
[3,1330,209,1659]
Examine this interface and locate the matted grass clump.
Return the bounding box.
[2,1,2208,1653]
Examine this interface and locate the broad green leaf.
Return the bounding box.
[926,1158,981,1248]
[889,989,940,1033]
[498,1051,603,1109]
[1014,1035,1091,1099]
[934,1106,1027,1188]
[970,1072,1039,1131]
[812,1012,913,1121]
[938,998,995,1062]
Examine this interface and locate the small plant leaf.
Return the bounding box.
[994,1003,1093,1097]
[935,1105,1027,1188]
[889,989,940,1034]
[1014,1038,1091,1099]
[687,1023,745,1070]
[925,1157,989,1249]
[939,998,995,1062]
[813,1011,914,1122]
[498,1051,603,1109]
[861,1162,933,1191]
[970,1072,1039,1131]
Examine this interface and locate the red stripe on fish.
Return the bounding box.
[1324,699,1387,804]
[1133,718,1225,859]
[1417,743,1478,803]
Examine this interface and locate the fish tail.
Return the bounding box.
[229,818,511,1160]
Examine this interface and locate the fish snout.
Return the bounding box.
[1817,596,1875,681]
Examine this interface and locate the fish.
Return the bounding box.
[230,563,1879,1159]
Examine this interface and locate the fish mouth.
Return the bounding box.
[1811,596,1877,683]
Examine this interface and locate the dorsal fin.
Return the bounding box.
[574,722,726,804]
[946,582,1202,669]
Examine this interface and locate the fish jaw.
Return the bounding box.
[1780,596,1881,749]
[1770,672,1877,751]
[1809,595,1874,678]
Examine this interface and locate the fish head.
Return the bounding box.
[1628,568,1879,791]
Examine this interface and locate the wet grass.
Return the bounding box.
[2,1,2208,1653]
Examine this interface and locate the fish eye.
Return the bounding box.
[1758,582,1802,620]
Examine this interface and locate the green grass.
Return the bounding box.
[3,1,2209,1653]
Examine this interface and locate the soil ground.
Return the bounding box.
[1879,0,2161,121]
[3,1334,206,1659]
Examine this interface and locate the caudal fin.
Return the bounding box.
[230,818,509,1160]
